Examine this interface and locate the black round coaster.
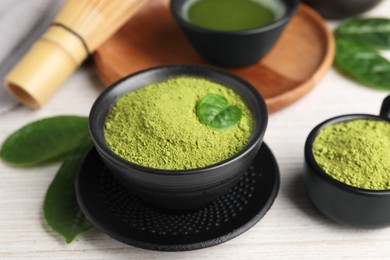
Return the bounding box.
[76,143,280,251]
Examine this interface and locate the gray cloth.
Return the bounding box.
[0,0,64,114]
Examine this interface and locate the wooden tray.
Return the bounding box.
[93,0,334,112]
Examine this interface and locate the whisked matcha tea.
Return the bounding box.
[183,0,286,31]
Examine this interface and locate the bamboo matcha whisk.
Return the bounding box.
[5,0,148,109]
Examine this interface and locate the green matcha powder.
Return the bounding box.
[104,77,253,170]
[313,119,390,190]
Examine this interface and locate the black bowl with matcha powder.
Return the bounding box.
[304,96,390,228]
[89,65,268,210]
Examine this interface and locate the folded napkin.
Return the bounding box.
[0,0,64,114]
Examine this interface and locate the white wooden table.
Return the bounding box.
[1,3,390,259]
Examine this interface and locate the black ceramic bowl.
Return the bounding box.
[170,0,300,67]
[89,64,268,210]
[304,96,390,228]
[302,0,383,20]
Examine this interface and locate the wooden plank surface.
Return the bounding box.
[1,3,390,259]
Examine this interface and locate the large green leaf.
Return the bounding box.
[335,18,390,49]
[0,116,89,166]
[44,138,93,244]
[334,37,390,90]
[196,94,242,129]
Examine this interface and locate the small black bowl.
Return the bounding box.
[302,0,383,20]
[304,96,390,228]
[89,64,268,210]
[170,0,300,67]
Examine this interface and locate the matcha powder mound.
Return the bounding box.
[313,119,390,190]
[104,76,254,170]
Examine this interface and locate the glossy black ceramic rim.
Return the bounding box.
[170,0,300,35]
[76,143,280,251]
[305,114,390,196]
[302,0,383,20]
[89,64,268,176]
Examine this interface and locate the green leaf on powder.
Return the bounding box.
[197,93,242,129]
[334,37,390,90]
[0,116,89,166]
[44,137,93,244]
[335,18,390,49]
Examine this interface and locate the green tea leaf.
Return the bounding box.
[334,37,390,90]
[335,18,390,49]
[44,138,93,244]
[0,116,89,166]
[197,94,242,129]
